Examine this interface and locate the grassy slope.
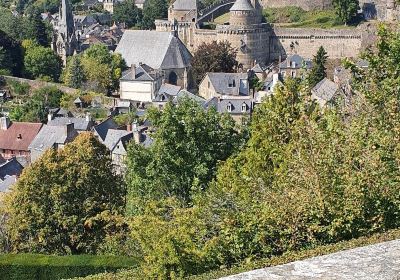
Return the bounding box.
[214,7,360,29]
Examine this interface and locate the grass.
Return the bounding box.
[213,7,363,29]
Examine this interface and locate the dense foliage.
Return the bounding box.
[63,44,126,93]
[333,0,359,24]
[308,46,328,87]
[191,40,238,86]
[0,30,23,76]
[0,254,136,280]
[126,97,243,214]
[4,133,125,254]
[112,0,142,28]
[141,0,168,29]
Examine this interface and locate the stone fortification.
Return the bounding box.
[260,0,332,11]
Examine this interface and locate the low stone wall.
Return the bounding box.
[260,0,333,11]
[2,76,77,94]
[270,27,364,60]
[220,239,400,280]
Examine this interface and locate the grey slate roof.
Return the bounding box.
[311,78,339,103]
[173,90,206,105]
[92,118,119,141]
[230,0,254,11]
[154,83,182,102]
[47,117,93,131]
[29,125,78,153]
[218,98,252,114]
[280,54,312,70]
[207,72,249,96]
[103,129,132,151]
[0,175,17,192]
[115,30,192,70]
[171,0,197,10]
[0,158,23,180]
[120,64,160,81]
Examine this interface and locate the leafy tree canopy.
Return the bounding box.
[112,0,142,28]
[141,0,168,29]
[333,0,359,24]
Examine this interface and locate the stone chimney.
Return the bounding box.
[132,121,141,144]
[85,112,91,122]
[0,116,10,130]
[48,112,54,123]
[131,64,136,80]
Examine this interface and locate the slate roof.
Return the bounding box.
[154,83,182,102]
[206,72,249,96]
[115,30,192,70]
[0,158,23,180]
[103,129,132,151]
[173,89,206,105]
[280,54,312,70]
[0,122,43,151]
[171,0,197,10]
[251,63,267,73]
[47,117,93,131]
[92,118,119,141]
[0,175,17,192]
[311,78,339,103]
[29,125,78,153]
[230,0,254,11]
[218,98,253,114]
[120,64,160,81]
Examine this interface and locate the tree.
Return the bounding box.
[141,0,168,29]
[191,40,238,87]
[308,46,328,87]
[63,55,86,89]
[112,0,142,28]
[0,30,23,76]
[333,0,359,25]
[22,40,62,81]
[125,97,242,214]
[26,7,49,46]
[80,44,126,93]
[4,133,125,254]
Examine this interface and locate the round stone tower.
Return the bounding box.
[216,0,270,69]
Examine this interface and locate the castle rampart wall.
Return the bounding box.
[270,27,363,60]
[260,0,332,11]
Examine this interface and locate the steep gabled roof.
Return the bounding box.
[206,72,249,96]
[171,0,197,11]
[115,30,192,70]
[103,129,132,151]
[311,78,339,103]
[0,122,43,151]
[0,158,23,180]
[92,118,119,141]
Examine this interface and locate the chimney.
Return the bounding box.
[48,113,54,123]
[126,123,132,132]
[131,64,136,80]
[0,116,10,130]
[132,121,141,143]
[65,123,75,139]
[85,112,91,122]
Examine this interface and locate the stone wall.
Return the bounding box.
[270,27,363,60]
[3,76,77,94]
[260,0,332,11]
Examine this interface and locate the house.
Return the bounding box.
[115,30,192,88]
[0,117,43,165]
[198,72,250,100]
[119,63,163,103]
[168,0,197,22]
[251,63,268,80]
[47,112,94,132]
[254,73,281,104]
[279,54,312,79]
[49,108,73,118]
[29,124,78,162]
[92,117,119,141]
[113,99,134,115]
[0,158,23,193]
[311,78,341,108]
[153,83,182,108]
[135,0,146,9]
[217,96,253,124]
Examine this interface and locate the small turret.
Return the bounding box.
[229,0,260,26]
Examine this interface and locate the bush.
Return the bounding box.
[0,254,137,280]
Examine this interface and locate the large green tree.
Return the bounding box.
[22,40,62,81]
[333,0,359,25]
[125,97,242,214]
[0,30,23,76]
[308,46,328,87]
[63,55,86,89]
[191,40,238,86]
[26,8,49,46]
[5,133,125,254]
[112,0,142,28]
[141,0,168,29]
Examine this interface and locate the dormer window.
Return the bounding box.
[17,134,22,139]
[291,61,296,68]
[227,103,232,112]
[228,79,236,88]
[241,103,247,112]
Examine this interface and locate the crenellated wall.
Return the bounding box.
[269,27,363,60]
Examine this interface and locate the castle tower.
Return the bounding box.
[229,0,259,26]
[216,0,270,69]
[103,0,115,14]
[54,0,77,65]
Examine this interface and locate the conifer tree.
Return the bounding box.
[308,46,328,87]
[333,0,359,25]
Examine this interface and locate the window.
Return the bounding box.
[291,71,296,78]
[208,81,210,88]
[227,103,232,112]
[241,103,247,112]
[228,79,236,88]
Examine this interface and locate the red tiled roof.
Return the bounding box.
[0,122,43,151]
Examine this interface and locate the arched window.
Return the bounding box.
[168,71,178,85]
[227,103,232,112]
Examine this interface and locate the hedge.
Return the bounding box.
[0,254,137,280]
